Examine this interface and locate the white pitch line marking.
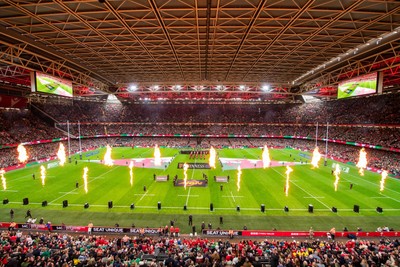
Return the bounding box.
[222,191,244,203]
[346,171,400,196]
[380,194,400,203]
[270,168,331,210]
[185,187,191,206]
[137,190,151,203]
[134,194,155,196]
[49,166,121,204]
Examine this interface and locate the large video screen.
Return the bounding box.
[337,72,377,99]
[34,72,73,97]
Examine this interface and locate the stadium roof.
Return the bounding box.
[0,0,399,102]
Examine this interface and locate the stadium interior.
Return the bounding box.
[0,1,399,266]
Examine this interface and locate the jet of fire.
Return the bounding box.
[57,143,66,166]
[356,148,367,176]
[311,147,321,168]
[104,144,114,166]
[154,144,161,166]
[40,165,46,186]
[237,165,242,191]
[209,146,216,168]
[83,167,89,193]
[285,165,293,196]
[0,169,6,190]
[183,163,189,190]
[333,164,341,191]
[380,170,388,191]
[262,145,271,168]
[17,144,28,163]
[129,161,134,186]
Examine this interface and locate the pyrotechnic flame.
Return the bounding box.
[0,169,6,190]
[40,165,46,186]
[154,144,161,166]
[17,144,28,163]
[285,165,293,196]
[311,147,321,168]
[262,145,271,168]
[209,146,216,168]
[104,145,114,166]
[57,143,66,166]
[129,161,134,186]
[237,165,242,191]
[333,164,341,191]
[356,148,367,176]
[183,162,189,190]
[380,170,388,192]
[83,167,88,193]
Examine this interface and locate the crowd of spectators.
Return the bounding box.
[0,93,399,149]
[0,92,399,174]
[0,109,61,145]
[31,93,399,149]
[52,123,400,149]
[0,230,399,267]
[34,92,400,125]
[0,138,108,169]
[0,94,400,267]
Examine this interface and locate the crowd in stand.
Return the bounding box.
[34,92,400,125]
[0,92,399,174]
[0,94,400,266]
[0,230,399,267]
[52,123,400,149]
[0,94,399,148]
[0,109,60,145]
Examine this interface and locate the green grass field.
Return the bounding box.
[1,147,399,233]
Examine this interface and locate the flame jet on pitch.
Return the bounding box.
[356,148,368,176]
[262,145,271,168]
[40,165,46,186]
[237,165,242,191]
[311,147,321,168]
[154,144,161,166]
[129,161,134,186]
[209,146,216,168]
[183,163,189,190]
[380,170,388,192]
[104,145,114,166]
[0,169,6,190]
[17,144,28,163]
[285,166,293,196]
[57,143,66,166]
[333,164,341,191]
[83,167,89,193]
